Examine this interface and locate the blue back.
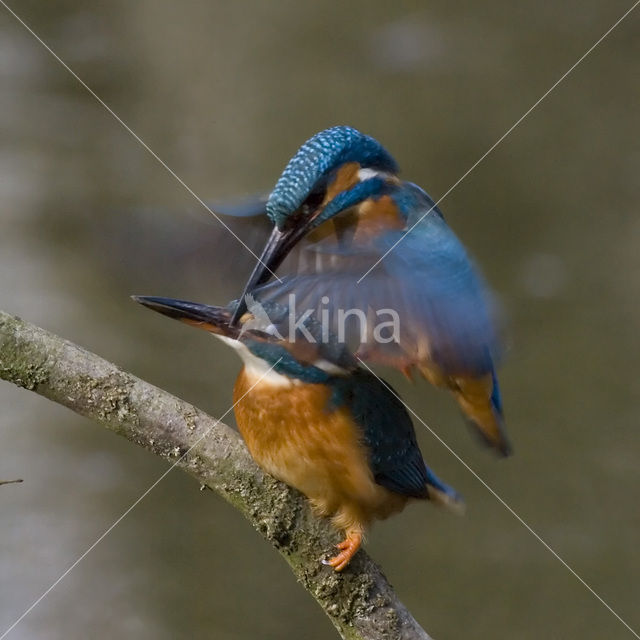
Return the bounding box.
[328,371,430,498]
[266,126,398,229]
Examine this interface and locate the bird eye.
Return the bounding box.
[301,187,325,216]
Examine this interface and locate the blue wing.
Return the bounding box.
[253,195,500,377]
[329,371,462,506]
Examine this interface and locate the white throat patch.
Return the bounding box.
[213,335,296,388]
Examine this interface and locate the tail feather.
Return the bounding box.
[424,465,465,515]
[453,368,512,456]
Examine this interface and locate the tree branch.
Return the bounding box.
[0,310,433,640]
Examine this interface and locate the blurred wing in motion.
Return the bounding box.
[208,194,269,218]
[254,211,500,376]
[206,194,349,289]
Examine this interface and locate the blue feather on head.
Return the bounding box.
[266,126,399,229]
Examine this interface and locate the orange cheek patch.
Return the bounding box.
[305,163,361,243]
[322,162,361,205]
[355,195,404,241]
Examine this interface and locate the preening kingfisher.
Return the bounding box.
[230,126,510,456]
[135,126,509,570]
[134,296,463,570]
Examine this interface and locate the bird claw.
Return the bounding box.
[324,532,362,572]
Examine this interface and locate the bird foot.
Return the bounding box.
[324,531,362,572]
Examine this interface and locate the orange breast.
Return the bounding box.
[233,369,406,529]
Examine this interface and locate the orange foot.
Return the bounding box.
[326,531,362,572]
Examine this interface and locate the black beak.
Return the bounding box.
[132,296,238,338]
[229,223,307,325]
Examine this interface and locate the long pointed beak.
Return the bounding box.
[230,224,306,325]
[132,296,238,338]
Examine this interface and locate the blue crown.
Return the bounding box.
[266,126,398,229]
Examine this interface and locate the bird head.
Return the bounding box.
[266,126,398,230]
[231,126,399,324]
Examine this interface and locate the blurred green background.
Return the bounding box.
[1,1,638,638]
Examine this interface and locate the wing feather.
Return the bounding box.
[254,210,500,376]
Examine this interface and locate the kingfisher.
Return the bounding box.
[227,126,511,456]
[134,295,463,570]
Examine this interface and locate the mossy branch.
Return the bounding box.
[0,310,433,640]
